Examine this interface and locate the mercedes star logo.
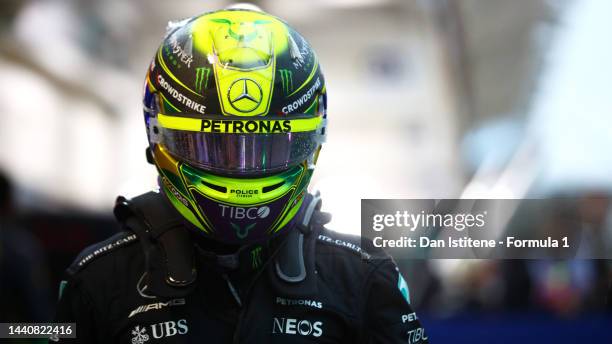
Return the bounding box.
[228,78,263,113]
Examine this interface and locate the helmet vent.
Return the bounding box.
[262,181,285,193]
[201,180,227,193]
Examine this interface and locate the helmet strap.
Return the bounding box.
[114,192,197,298]
[269,191,331,297]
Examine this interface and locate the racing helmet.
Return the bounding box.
[142,8,327,245]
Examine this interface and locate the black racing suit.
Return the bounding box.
[53,193,428,344]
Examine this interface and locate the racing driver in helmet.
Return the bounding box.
[53,6,428,344]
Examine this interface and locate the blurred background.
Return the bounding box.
[1,0,611,342]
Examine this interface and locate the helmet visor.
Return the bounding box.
[156,114,324,175]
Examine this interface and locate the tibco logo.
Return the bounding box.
[219,205,270,220]
[272,318,323,337]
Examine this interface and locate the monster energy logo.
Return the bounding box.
[251,246,263,269]
[195,67,211,94]
[279,69,293,94]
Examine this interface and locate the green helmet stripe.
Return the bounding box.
[304,98,318,115]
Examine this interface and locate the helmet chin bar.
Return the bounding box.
[152,144,313,244]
